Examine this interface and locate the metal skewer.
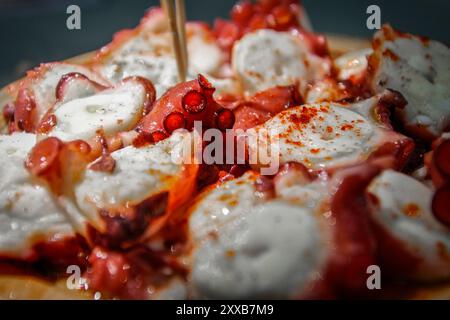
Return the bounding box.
[161,0,188,82]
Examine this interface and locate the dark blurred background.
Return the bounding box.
[0,0,448,87]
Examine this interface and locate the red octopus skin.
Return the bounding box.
[424,137,450,225]
[0,235,90,276]
[232,85,303,130]
[321,164,380,297]
[425,137,450,189]
[55,72,107,103]
[136,75,235,142]
[25,137,92,196]
[214,0,329,58]
[304,161,420,298]
[85,246,187,299]
[13,88,36,133]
